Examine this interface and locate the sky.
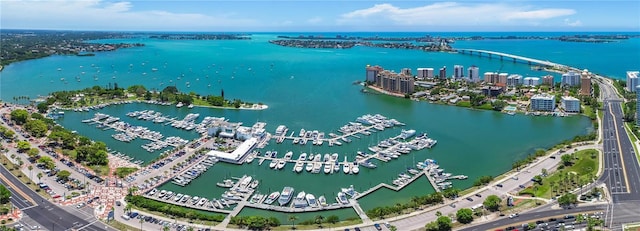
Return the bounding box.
[1,0,639,32]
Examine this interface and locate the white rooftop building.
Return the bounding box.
[627,71,639,92]
[561,96,581,113]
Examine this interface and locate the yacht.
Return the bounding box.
[276,160,286,170]
[293,162,304,173]
[245,155,254,164]
[298,153,307,161]
[188,104,194,109]
[318,195,328,207]
[269,159,277,169]
[264,192,280,204]
[278,187,294,206]
[336,192,349,204]
[284,151,293,160]
[399,129,416,139]
[352,162,359,174]
[324,162,332,174]
[293,191,307,208]
[306,193,317,208]
[305,162,314,172]
[176,102,184,108]
[343,162,350,174]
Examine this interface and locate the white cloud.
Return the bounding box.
[0,0,256,31]
[564,18,583,27]
[307,17,323,24]
[339,2,577,27]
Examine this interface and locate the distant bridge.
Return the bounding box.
[456,49,566,68]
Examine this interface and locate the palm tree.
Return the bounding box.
[315,215,324,228]
[162,226,170,231]
[28,165,33,181]
[288,215,298,230]
[186,226,194,231]
[125,203,132,215]
[139,218,144,231]
[37,172,43,183]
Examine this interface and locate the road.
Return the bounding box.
[0,164,115,231]
[459,204,606,231]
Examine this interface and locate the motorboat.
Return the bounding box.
[278,187,294,206]
[306,193,317,207]
[264,192,280,204]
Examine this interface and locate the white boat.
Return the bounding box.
[276,160,286,170]
[298,153,307,161]
[342,156,350,174]
[245,155,254,163]
[352,162,359,174]
[269,160,277,169]
[284,151,293,160]
[249,180,259,189]
[294,162,304,173]
[318,195,328,207]
[324,163,332,174]
[305,162,314,172]
[399,129,416,139]
[278,187,294,206]
[176,102,184,108]
[264,192,280,204]
[293,191,307,208]
[306,193,317,208]
[337,192,349,204]
[188,104,194,109]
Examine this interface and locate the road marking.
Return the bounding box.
[0,170,37,205]
[20,205,37,211]
[608,103,631,193]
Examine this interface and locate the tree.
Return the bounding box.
[57,170,71,181]
[326,215,339,224]
[125,203,132,215]
[442,188,460,199]
[27,148,39,158]
[314,215,324,228]
[37,102,49,113]
[288,215,298,229]
[37,156,55,170]
[10,109,29,125]
[28,165,33,181]
[558,193,578,208]
[436,216,452,231]
[16,140,31,152]
[541,168,548,176]
[162,226,170,231]
[456,208,474,224]
[24,119,48,137]
[532,175,544,185]
[0,184,10,204]
[561,154,573,166]
[37,172,43,183]
[483,195,502,212]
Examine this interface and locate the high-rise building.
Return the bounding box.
[561,71,581,87]
[453,65,464,79]
[561,96,580,113]
[498,73,508,85]
[627,71,639,92]
[542,75,554,86]
[366,65,383,83]
[373,69,414,95]
[439,66,447,79]
[401,68,412,76]
[416,68,434,80]
[467,66,479,82]
[484,72,499,84]
[523,77,541,86]
[506,74,523,87]
[530,93,556,111]
[580,70,592,96]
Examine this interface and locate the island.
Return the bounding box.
[34,84,267,113]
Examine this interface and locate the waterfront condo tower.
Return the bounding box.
[506,74,523,87]
[468,66,479,82]
[580,70,592,96]
[523,77,541,86]
[627,71,639,92]
[530,93,556,111]
[366,65,383,83]
[542,75,554,86]
[453,65,464,79]
[439,66,447,79]
[417,68,434,80]
[561,71,581,87]
[561,96,581,113]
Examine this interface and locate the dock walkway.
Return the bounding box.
[90,118,180,148]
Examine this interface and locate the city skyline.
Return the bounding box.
[1,0,639,32]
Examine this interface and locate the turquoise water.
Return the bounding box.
[0,33,601,216]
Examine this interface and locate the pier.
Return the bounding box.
[457,49,566,68]
[88,116,181,148]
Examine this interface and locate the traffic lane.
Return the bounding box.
[1,164,109,231]
[459,205,605,231]
[610,102,640,198]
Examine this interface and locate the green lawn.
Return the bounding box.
[519,149,599,199]
[456,101,471,108]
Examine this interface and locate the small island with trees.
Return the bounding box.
[34,84,267,113]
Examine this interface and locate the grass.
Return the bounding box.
[128,203,220,227]
[476,103,493,110]
[624,222,640,231]
[0,154,52,199]
[89,164,110,176]
[456,101,471,108]
[623,122,640,165]
[518,149,599,199]
[105,220,139,231]
[583,105,595,120]
[270,219,363,230]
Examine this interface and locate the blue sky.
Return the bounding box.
[1,0,639,31]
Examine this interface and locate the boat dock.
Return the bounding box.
[86,113,182,148]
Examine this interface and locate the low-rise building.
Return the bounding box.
[481,86,504,97]
[530,93,556,111]
[506,74,523,87]
[523,77,541,86]
[561,96,580,113]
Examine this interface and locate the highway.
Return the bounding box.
[459,204,606,231]
[0,164,113,231]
